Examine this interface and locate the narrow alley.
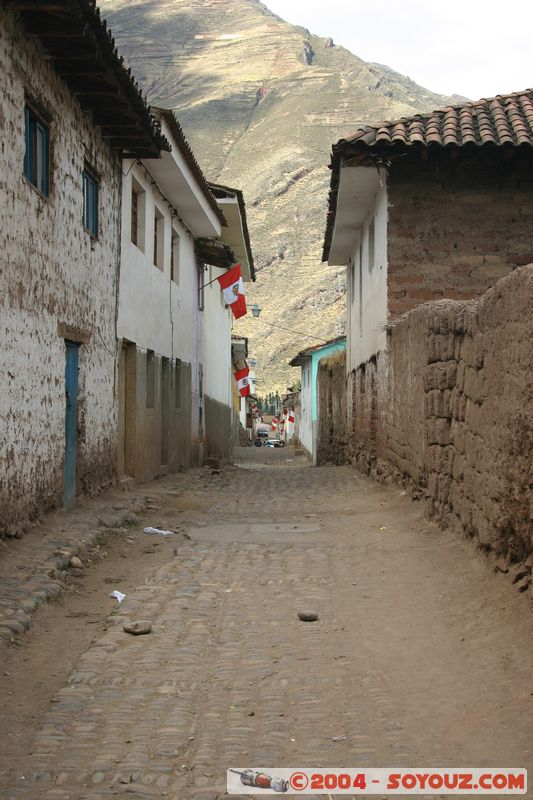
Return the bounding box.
[1,447,531,800]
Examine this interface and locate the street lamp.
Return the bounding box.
[251,303,261,318]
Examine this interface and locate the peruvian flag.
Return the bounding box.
[271,417,278,430]
[288,407,295,423]
[234,367,251,397]
[283,408,288,422]
[217,264,247,319]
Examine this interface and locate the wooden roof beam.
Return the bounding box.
[10,2,68,9]
[91,112,142,127]
[54,63,108,76]
[99,126,145,134]
[120,149,161,159]
[23,20,87,35]
[74,91,126,101]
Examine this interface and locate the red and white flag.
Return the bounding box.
[283,408,288,422]
[217,264,247,319]
[271,417,278,430]
[288,407,295,423]
[234,367,251,397]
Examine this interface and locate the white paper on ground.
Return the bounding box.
[110,590,126,603]
[144,527,176,536]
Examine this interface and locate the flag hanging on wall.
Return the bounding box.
[234,367,251,397]
[288,408,295,423]
[217,264,247,319]
[271,417,278,430]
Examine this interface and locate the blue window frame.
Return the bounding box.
[24,105,49,196]
[82,167,99,237]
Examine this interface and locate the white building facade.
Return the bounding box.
[117,110,225,479]
[290,338,347,463]
[325,166,388,372]
[203,185,255,460]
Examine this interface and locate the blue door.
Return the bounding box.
[64,341,79,508]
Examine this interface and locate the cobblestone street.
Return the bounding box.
[1,448,532,799]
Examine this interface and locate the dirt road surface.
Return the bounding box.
[1,447,532,799]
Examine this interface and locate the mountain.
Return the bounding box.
[100,0,460,393]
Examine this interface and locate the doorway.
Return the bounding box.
[64,340,80,508]
[161,356,170,466]
[118,342,137,478]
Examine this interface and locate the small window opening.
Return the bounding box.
[368,217,375,272]
[131,177,146,250]
[82,165,99,237]
[154,207,164,269]
[171,230,180,283]
[24,104,49,196]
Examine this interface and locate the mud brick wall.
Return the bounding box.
[348,266,532,561]
[317,352,347,465]
[346,352,390,478]
[387,148,533,317]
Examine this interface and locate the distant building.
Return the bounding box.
[231,335,256,441]
[203,184,255,461]
[280,389,300,445]
[0,0,166,534]
[117,108,226,481]
[289,337,346,463]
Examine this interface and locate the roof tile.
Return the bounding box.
[341,88,533,149]
[323,88,533,262]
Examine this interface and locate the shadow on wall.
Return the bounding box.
[317,350,347,465]
[205,395,233,462]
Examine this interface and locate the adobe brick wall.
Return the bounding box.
[317,351,347,465]
[387,148,533,317]
[347,265,532,561]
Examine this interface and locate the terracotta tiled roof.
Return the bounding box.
[322,89,533,262]
[344,89,533,148]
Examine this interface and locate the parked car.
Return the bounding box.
[265,439,285,448]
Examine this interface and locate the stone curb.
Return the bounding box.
[0,501,147,646]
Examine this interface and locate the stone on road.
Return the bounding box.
[123,620,152,636]
[297,610,319,622]
[1,450,532,799]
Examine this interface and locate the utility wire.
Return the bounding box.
[251,317,328,343]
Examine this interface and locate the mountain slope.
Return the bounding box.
[100,0,458,393]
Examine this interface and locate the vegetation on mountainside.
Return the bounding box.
[101,0,459,393]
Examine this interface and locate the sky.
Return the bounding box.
[263,0,532,101]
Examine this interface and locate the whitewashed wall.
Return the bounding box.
[299,360,313,457]
[203,269,233,408]
[118,162,198,365]
[346,185,388,371]
[0,9,121,534]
